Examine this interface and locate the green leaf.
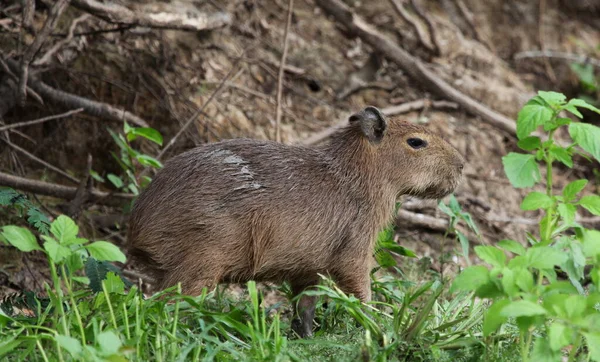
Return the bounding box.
[563,179,588,202]
[557,203,576,225]
[128,127,163,146]
[85,258,125,293]
[517,136,541,151]
[135,154,163,168]
[450,266,490,293]
[50,215,79,244]
[502,153,541,188]
[457,231,469,261]
[571,63,598,91]
[474,246,506,268]
[531,337,561,362]
[103,272,125,294]
[582,230,600,257]
[107,174,124,189]
[379,242,417,258]
[89,169,105,182]
[544,117,571,132]
[548,322,572,351]
[43,238,72,263]
[521,191,554,210]
[517,96,554,139]
[538,91,566,107]
[482,298,510,336]
[0,338,22,358]
[375,250,397,268]
[548,145,573,168]
[567,98,600,115]
[85,241,126,263]
[500,300,547,317]
[501,268,518,297]
[0,188,20,206]
[569,122,600,163]
[526,247,568,269]
[583,332,600,361]
[56,335,82,357]
[579,195,600,215]
[498,239,526,255]
[1,226,41,252]
[521,192,554,210]
[97,330,122,356]
[515,268,534,292]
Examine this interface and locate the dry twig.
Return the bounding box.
[389,0,435,53]
[275,0,294,143]
[71,0,231,32]
[34,14,91,67]
[0,108,83,132]
[514,50,600,69]
[3,58,149,127]
[315,0,517,135]
[18,0,71,105]
[409,0,441,55]
[0,137,80,184]
[0,171,133,206]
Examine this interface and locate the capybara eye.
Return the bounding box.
[407,138,427,149]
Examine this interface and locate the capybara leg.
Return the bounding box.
[290,279,318,338]
[335,267,372,303]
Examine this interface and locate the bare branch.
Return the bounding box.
[389,0,435,53]
[514,50,600,69]
[275,0,294,143]
[0,171,133,206]
[71,0,231,32]
[315,0,517,135]
[34,14,91,67]
[3,58,149,127]
[0,108,83,132]
[18,0,71,105]
[0,136,80,184]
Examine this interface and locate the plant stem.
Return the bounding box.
[102,280,119,330]
[61,265,86,345]
[543,129,556,241]
[568,334,582,362]
[48,261,69,336]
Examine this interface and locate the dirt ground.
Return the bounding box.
[0,0,599,296]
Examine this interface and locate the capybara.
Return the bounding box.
[128,106,464,337]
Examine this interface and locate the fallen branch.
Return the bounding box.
[0,108,83,132]
[301,99,458,145]
[0,171,133,206]
[275,0,294,143]
[34,14,91,67]
[3,58,149,127]
[315,0,517,135]
[71,0,231,32]
[514,50,600,69]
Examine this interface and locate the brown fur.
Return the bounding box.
[127,107,464,337]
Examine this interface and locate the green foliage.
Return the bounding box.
[455,91,600,361]
[92,122,164,196]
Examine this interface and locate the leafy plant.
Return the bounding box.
[453,91,600,361]
[93,122,163,195]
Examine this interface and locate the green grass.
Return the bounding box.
[0,259,525,362]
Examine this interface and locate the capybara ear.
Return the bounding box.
[349,106,387,144]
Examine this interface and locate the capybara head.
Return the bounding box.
[345,106,464,199]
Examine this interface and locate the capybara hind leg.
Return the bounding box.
[334,267,372,303]
[290,278,318,338]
